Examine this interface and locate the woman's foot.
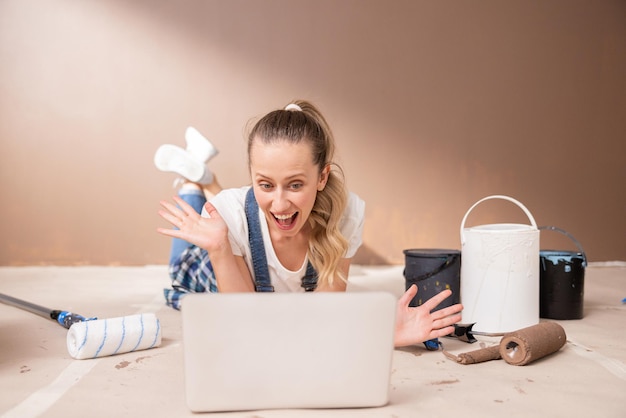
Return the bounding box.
[185,127,219,163]
[154,127,218,185]
[154,144,214,184]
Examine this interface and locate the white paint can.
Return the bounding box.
[460,195,540,334]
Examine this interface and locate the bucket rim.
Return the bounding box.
[464,223,538,232]
[540,250,586,258]
[403,248,461,256]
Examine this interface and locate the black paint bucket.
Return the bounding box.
[403,249,461,311]
[539,226,587,320]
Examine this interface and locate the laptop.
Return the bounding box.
[181,291,396,412]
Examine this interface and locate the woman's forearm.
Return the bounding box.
[210,248,255,292]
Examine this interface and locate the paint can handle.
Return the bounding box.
[538,226,588,267]
[460,195,538,245]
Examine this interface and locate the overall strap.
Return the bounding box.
[301,263,318,292]
[245,188,274,292]
[244,188,318,292]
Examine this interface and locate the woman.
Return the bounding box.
[156,100,462,347]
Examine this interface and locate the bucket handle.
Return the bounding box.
[460,195,538,245]
[539,226,588,267]
[403,253,460,282]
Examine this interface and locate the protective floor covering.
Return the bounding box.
[1,264,624,417]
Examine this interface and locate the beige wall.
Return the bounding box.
[1,0,624,266]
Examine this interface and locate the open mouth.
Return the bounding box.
[273,212,298,229]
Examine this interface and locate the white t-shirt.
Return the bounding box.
[204,186,365,292]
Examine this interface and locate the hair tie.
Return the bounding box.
[285,103,302,111]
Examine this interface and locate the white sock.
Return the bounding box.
[154,144,205,183]
[185,127,219,163]
[197,168,214,185]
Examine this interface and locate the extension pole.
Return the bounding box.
[0,292,94,329]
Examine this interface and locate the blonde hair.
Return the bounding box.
[247,100,349,287]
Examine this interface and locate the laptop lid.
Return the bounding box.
[181,292,396,412]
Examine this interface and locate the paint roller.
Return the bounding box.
[444,322,567,365]
[0,293,162,360]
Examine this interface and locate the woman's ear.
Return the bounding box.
[318,165,331,191]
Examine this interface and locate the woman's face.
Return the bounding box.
[250,138,329,240]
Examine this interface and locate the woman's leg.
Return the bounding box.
[165,183,218,310]
[168,177,223,264]
[154,128,222,309]
[168,185,207,265]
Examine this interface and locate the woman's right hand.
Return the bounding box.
[157,197,229,254]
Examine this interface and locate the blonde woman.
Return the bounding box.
[156,100,462,347]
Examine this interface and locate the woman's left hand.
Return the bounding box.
[394,285,463,348]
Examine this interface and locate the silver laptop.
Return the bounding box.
[181,292,396,412]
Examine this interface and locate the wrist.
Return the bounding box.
[207,240,233,259]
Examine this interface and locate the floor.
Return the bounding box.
[0,263,624,417]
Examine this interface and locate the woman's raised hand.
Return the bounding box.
[157,197,229,253]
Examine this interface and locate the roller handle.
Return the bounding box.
[51,310,97,329]
[0,293,95,329]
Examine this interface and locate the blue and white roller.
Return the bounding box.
[67,313,162,359]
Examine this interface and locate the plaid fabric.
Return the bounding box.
[164,245,218,310]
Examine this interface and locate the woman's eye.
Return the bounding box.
[259,183,272,190]
[290,183,303,190]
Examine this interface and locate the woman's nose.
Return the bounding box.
[272,189,290,212]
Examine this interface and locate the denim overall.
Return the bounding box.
[244,188,318,292]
